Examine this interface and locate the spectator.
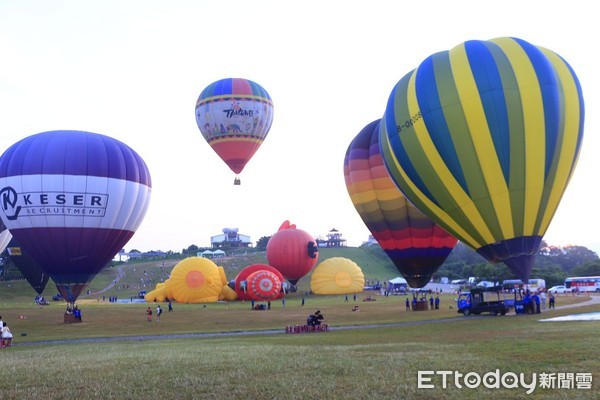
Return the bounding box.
[1,321,13,348]
[74,306,82,322]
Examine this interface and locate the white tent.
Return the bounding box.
[198,250,214,258]
[388,277,408,293]
[212,249,226,258]
[389,277,407,285]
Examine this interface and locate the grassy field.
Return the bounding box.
[0,252,599,399]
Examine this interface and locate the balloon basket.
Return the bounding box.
[64,313,81,324]
[233,177,241,185]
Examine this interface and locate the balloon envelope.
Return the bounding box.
[344,120,457,287]
[166,257,223,303]
[246,269,282,301]
[6,235,50,295]
[266,221,318,285]
[380,37,584,281]
[195,77,274,175]
[234,264,285,300]
[0,130,152,302]
[0,220,11,253]
[310,257,364,295]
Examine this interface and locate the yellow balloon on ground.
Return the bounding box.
[310,257,365,295]
[145,284,168,302]
[217,266,228,286]
[219,285,238,301]
[166,257,223,303]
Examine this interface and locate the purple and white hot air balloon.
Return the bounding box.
[0,130,152,304]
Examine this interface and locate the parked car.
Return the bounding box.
[548,285,569,294]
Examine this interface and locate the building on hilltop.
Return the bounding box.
[211,228,252,248]
[363,235,379,246]
[316,228,347,248]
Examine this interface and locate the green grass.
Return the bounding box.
[0,255,598,399]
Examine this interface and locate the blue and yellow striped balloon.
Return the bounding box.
[380,37,584,282]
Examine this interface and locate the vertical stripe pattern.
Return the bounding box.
[380,37,584,281]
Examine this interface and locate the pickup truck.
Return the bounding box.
[457,287,510,316]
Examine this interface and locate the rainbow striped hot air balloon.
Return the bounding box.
[344,119,457,288]
[380,37,585,282]
[195,78,274,184]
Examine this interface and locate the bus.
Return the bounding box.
[502,278,546,292]
[564,276,600,293]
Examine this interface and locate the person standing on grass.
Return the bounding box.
[1,321,13,347]
[405,298,410,311]
[146,307,152,322]
[168,302,173,312]
[156,305,162,321]
[549,293,555,309]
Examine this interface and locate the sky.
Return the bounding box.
[1,0,598,254]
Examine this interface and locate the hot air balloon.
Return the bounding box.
[344,120,457,287]
[0,220,11,253]
[246,269,282,301]
[0,130,152,305]
[266,221,318,286]
[195,77,274,185]
[1,221,50,295]
[166,257,223,303]
[380,37,584,282]
[234,264,285,301]
[310,257,365,295]
[5,236,50,295]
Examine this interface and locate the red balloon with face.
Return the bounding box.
[266,221,319,286]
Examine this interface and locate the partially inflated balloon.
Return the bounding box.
[166,257,223,303]
[234,264,285,301]
[310,257,364,295]
[0,130,152,302]
[381,37,584,281]
[195,78,274,180]
[344,120,457,287]
[246,269,282,301]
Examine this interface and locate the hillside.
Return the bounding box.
[1,246,400,302]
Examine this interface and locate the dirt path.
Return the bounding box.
[553,293,600,310]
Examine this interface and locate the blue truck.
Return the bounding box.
[457,287,510,316]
